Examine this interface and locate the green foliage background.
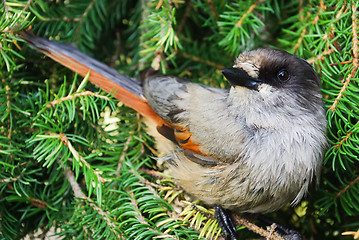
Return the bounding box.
[1,0,359,239]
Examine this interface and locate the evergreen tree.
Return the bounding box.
[0,0,358,239]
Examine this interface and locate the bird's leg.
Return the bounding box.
[257,214,303,240]
[214,206,238,240]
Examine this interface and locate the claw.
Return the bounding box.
[258,214,303,240]
[214,206,238,240]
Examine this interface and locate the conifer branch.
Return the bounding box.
[74,0,97,39]
[206,0,218,20]
[336,175,359,198]
[293,29,307,53]
[46,91,110,108]
[176,2,192,35]
[180,52,226,69]
[60,133,107,184]
[329,3,359,112]
[232,214,285,240]
[116,130,135,174]
[0,175,20,183]
[334,130,353,150]
[22,0,33,12]
[235,0,265,28]
[3,1,359,239]
[64,168,123,239]
[129,190,148,225]
[28,197,48,209]
[307,49,335,64]
[131,169,162,199]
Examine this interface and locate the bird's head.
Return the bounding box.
[222,49,322,111]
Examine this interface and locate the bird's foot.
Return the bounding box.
[258,214,303,240]
[214,206,238,240]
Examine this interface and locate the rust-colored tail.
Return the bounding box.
[20,31,165,126]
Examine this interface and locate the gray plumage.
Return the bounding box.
[143,49,327,213]
[23,32,327,214]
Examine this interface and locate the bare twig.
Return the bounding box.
[46,90,110,108]
[235,0,266,28]
[116,130,135,175]
[180,51,226,69]
[22,0,33,12]
[60,133,107,184]
[336,175,359,198]
[176,2,193,35]
[329,3,359,112]
[207,0,218,20]
[232,214,285,240]
[64,168,123,239]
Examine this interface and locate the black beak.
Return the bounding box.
[221,68,262,90]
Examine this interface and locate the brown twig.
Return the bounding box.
[46,90,110,108]
[180,51,226,69]
[293,29,307,54]
[0,175,20,183]
[207,0,218,20]
[28,197,48,208]
[110,31,122,68]
[307,49,335,64]
[22,0,33,12]
[156,0,164,10]
[1,78,14,162]
[333,130,353,150]
[232,214,285,240]
[60,133,107,184]
[64,168,123,239]
[176,2,193,35]
[235,0,266,28]
[329,3,359,112]
[329,60,353,66]
[336,175,359,198]
[74,0,97,44]
[116,130,135,175]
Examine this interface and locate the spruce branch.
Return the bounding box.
[231,215,285,240]
[180,201,288,240]
[329,2,359,112]
[336,175,359,199]
[333,129,354,150]
[64,168,123,239]
[176,2,192,35]
[73,0,97,43]
[0,175,20,183]
[21,0,33,12]
[4,1,359,239]
[116,130,135,174]
[206,0,218,20]
[235,0,265,28]
[27,196,48,209]
[46,90,111,108]
[60,132,107,184]
[179,51,226,69]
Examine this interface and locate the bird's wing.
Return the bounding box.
[20,31,220,164]
[143,75,229,165]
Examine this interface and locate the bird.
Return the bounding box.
[20,31,328,240]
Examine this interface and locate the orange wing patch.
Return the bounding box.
[173,127,202,154]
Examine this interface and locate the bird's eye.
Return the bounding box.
[277,69,290,81]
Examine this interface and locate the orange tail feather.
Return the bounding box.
[20,31,165,126]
